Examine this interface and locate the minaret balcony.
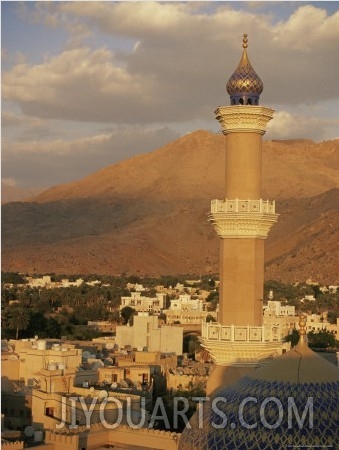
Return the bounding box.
[215,105,274,135]
[200,322,288,366]
[208,198,278,239]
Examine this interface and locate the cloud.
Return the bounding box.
[267,111,339,142]
[2,46,170,124]
[2,111,46,128]
[2,178,18,188]
[3,3,339,124]
[2,125,180,188]
[273,5,339,51]
[2,2,339,190]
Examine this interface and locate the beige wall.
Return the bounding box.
[167,373,208,391]
[165,310,208,325]
[116,316,183,355]
[1,442,24,450]
[32,389,141,431]
[159,326,183,355]
[99,364,151,385]
[45,425,180,450]
[219,238,264,326]
[38,368,76,394]
[1,358,20,390]
[263,316,299,339]
[225,132,262,198]
[8,341,82,386]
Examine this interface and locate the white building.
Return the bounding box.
[169,294,204,311]
[164,294,211,325]
[305,314,339,338]
[120,291,166,315]
[264,301,295,317]
[115,314,183,355]
[26,275,53,288]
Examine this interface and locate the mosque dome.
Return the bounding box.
[179,317,339,450]
[226,34,263,106]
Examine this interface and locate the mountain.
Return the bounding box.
[2,130,339,284]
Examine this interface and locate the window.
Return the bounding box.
[45,407,54,418]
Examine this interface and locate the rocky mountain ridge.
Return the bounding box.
[2,130,339,284]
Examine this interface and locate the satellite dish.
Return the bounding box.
[90,387,95,392]
[99,390,108,400]
[111,382,118,389]
[106,343,114,350]
[34,335,38,340]
[92,360,104,368]
[24,426,35,437]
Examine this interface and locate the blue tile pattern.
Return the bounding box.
[226,47,263,105]
[179,376,339,449]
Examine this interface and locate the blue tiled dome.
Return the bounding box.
[179,338,339,449]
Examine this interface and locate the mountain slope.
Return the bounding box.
[2,130,339,283]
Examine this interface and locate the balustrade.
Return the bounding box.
[202,322,281,342]
[210,198,275,214]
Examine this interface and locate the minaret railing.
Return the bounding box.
[210,198,276,214]
[202,322,281,343]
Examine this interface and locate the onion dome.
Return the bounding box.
[179,316,339,450]
[226,34,263,106]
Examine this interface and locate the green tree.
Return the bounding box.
[205,290,219,311]
[206,314,216,322]
[327,310,338,325]
[1,271,26,285]
[120,306,135,325]
[7,306,30,339]
[183,334,201,357]
[284,329,300,347]
[307,329,336,349]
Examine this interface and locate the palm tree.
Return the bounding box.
[8,306,30,340]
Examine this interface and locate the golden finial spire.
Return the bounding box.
[226,33,263,105]
[299,314,307,343]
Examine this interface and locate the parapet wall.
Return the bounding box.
[1,442,24,450]
[45,423,180,450]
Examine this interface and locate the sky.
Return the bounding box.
[2,1,339,191]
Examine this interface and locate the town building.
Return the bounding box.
[163,294,215,325]
[120,291,167,315]
[115,314,183,355]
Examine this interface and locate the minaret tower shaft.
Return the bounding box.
[202,34,284,394]
[210,34,277,326]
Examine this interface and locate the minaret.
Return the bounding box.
[212,33,277,326]
[202,34,286,394]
